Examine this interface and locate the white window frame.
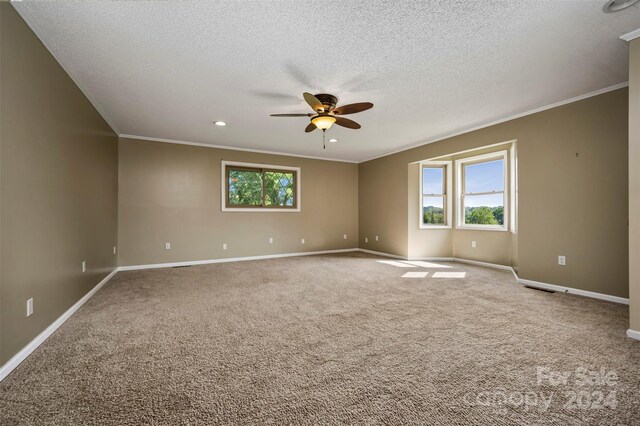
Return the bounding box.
[221,160,301,212]
[419,160,452,229]
[509,143,517,234]
[455,150,508,231]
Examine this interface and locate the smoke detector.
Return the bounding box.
[603,0,639,13]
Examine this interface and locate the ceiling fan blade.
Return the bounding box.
[270,113,312,117]
[305,123,317,133]
[334,117,361,129]
[303,92,324,112]
[332,102,373,115]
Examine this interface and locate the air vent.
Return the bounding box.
[603,0,639,13]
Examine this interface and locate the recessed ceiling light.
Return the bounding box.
[328,138,339,143]
[214,121,226,126]
[603,0,639,13]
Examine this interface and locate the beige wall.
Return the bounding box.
[117,138,358,266]
[452,231,513,265]
[360,88,629,298]
[0,0,632,365]
[0,4,118,365]
[630,39,640,330]
[359,158,408,255]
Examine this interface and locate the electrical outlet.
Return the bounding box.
[82,260,86,273]
[472,241,477,248]
[558,255,566,266]
[269,237,273,244]
[301,238,305,245]
[26,298,33,317]
[223,243,228,250]
[113,246,117,254]
[343,234,347,240]
[165,242,171,250]
[365,237,369,243]
[375,235,379,241]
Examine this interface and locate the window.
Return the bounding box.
[510,143,517,233]
[456,151,507,230]
[420,161,452,228]
[222,161,300,212]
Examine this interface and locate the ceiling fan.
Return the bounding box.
[270,93,373,148]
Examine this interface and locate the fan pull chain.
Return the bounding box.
[322,130,326,149]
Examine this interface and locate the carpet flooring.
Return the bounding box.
[0,252,638,425]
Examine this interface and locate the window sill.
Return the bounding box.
[419,225,452,230]
[456,225,508,232]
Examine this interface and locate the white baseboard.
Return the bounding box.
[115,248,635,306]
[358,248,407,259]
[1,248,361,382]
[626,329,640,341]
[418,257,455,261]
[359,249,513,272]
[358,248,627,305]
[452,257,511,270]
[0,247,631,382]
[452,257,519,280]
[118,248,360,271]
[0,268,118,382]
[358,249,453,262]
[518,278,629,305]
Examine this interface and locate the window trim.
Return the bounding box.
[455,150,508,231]
[419,160,452,229]
[221,160,301,212]
[509,143,517,234]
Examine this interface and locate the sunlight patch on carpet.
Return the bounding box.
[402,272,429,278]
[402,261,451,268]
[377,260,416,268]
[432,272,467,278]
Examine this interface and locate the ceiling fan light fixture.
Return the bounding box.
[311,115,336,130]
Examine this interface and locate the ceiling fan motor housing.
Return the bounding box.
[315,94,338,111]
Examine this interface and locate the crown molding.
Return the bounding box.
[11,0,632,165]
[125,79,627,165]
[360,81,629,163]
[621,28,640,42]
[119,135,359,164]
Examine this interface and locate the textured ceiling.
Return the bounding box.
[13,0,640,162]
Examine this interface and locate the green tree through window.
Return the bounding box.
[459,153,506,228]
[227,166,296,208]
[422,165,448,226]
[465,206,501,225]
[228,169,263,206]
[423,206,445,224]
